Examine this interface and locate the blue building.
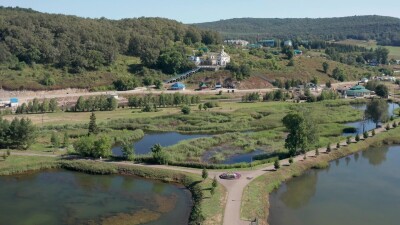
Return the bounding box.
[10,98,19,107]
[258,39,275,47]
[170,82,186,90]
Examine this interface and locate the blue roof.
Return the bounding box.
[10,98,18,103]
[171,82,185,88]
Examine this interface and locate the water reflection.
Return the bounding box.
[269,146,400,225]
[280,170,318,209]
[362,146,389,166]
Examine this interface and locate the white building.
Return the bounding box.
[284,40,293,47]
[206,48,231,67]
[189,56,201,65]
[224,40,249,46]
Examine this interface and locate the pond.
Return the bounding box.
[268,145,400,225]
[343,102,399,136]
[112,132,209,156]
[0,170,192,225]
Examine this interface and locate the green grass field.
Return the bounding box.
[336,39,400,59]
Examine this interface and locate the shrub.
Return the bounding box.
[393,122,397,128]
[315,148,319,156]
[372,129,376,136]
[181,105,191,115]
[274,159,280,170]
[346,136,351,144]
[288,157,294,164]
[212,176,218,188]
[326,143,331,153]
[363,131,369,139]
[336,142,340,149]
[202,168,208,180]
[355,134,360,142]
[386,124,391,131]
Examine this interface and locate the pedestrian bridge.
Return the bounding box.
[165,66,221,83]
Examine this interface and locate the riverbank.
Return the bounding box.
[0,156,226,225]
[241,121,400,225]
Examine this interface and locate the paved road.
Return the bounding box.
[3,124,391,225]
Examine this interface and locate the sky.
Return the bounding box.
[0,0,399,23]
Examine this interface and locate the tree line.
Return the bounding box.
[128,93,201,109]
[74,96,118,112]
[15,98,58,114]
[0,117,36,149]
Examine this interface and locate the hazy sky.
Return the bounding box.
[1,0,399,23]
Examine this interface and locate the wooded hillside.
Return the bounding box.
[194,16,400,45]
[0,7,220,73]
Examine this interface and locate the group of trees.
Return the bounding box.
[365,99,389,128]
[365,81,389,98]
[128,93,201,109]
[242,92,260,102]
[263,90,289,101]
[74,96,118,112]
[325,45,390,65]
[0,7,220,74]
[196,15,400,44]
[225,61,251,81]
[15,98,58,114]
[0,117,36,149]
[73,135,112,158]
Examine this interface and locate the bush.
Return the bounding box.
[336,142,340,149]
[274,159,280,170]
[393,122,397,128]
[355,134,360,142]
[202,168,208,180]
[372,129,376,136]
[386,124,391,131]
[346,136,351,144]
[315,148,319,156]
[326,143,331,153]
[288,157,294,164]
[181,105,191,115]
[363,131,369,139]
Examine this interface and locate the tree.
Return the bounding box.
[337,142,340,149]
[372,129,376,136]
[121,140,135,161]
[93,135,112,158]
[181,105,191,115]
[274,159,280,170]
[63,132,69,148]
[76,96,85,112]
[315,148,319,156]
[326,143,331,153]
[198,104,203,111]
[202,168,208,180]
[322,62,329,73]
[363,131,369,139]
[151,144,168,164]
[212,176,218,188]
[88,112,99,135]
[288,157,294,164]
[355,134,360,142]
[40,99,49,113]
[32,98,40,113]
[365,99,389,128]
[282,113,307,156]
[325,80,332,88]
[50,132,60,149]
[332,67,345,81]
[375,84,389,98]
[49,98,58,112]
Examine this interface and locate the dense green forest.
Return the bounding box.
[194,16,400,46]
[0,7,221,90]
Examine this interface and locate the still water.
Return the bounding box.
[343,102,399,136]
[0,170,192,225]
[112,132,209,156]
[268,145,400,225]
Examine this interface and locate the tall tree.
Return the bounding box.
[365,99,389,128]
[375,84,389,98]
[282,113,307,156]
[322,62,329,73]
[88,112,99,135]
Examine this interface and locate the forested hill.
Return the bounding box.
[0,7,220,73]
[194,16,400,45]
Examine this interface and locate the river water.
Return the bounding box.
[0,170,192,225]
[268,145,400,225]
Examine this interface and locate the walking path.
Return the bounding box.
[2,125,391,225]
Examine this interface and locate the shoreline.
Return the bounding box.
[241,122,400,225]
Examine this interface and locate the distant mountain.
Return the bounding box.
[194,16,400,45]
